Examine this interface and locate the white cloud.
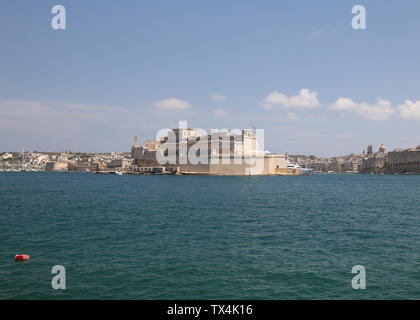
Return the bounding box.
[262,89,321,109]
[287,112,300,120]
[213,108,227,117]
[152,98,191,110]
[398,100,420,120]
[330,98,395,121]
[309,29,324,39]
[211,94,227,102]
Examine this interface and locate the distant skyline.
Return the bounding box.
[1,0,420,156]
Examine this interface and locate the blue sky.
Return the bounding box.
[1,0,420,156]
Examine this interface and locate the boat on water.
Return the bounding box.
[286,160,300,170]
[301,168,314,175]
[286,161,314,175]
[116,171,123,176]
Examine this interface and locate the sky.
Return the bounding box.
[1,0,420,156]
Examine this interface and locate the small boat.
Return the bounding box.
[301,168,314,175]
[116,171,123,176]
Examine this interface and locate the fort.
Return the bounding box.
[130,127,290,176]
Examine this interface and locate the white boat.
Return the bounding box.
[287,161,314,175]
[286,160,301,170]
[116,171,123,176]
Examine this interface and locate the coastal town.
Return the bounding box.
[1,128,420,175]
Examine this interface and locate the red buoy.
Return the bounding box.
[15,254,30,261]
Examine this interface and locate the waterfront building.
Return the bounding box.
[130,128,288,175]
[107,158,132,170]
[361,144,388,173]
[67,161,98,172]
[44,162,68,171]
[388,146,420,174]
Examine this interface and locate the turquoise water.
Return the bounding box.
[0,172,420,299]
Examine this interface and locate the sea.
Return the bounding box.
[0,172,419,299]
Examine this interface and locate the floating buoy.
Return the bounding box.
[15,254,30,261]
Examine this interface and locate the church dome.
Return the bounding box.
[379,144,386,153]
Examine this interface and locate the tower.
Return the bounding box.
[131,136,142,159]
[367,145,373,155]
[379,144,386,154]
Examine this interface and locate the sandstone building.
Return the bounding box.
[130,128,288,175]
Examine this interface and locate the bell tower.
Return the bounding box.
[131,136,142,159]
